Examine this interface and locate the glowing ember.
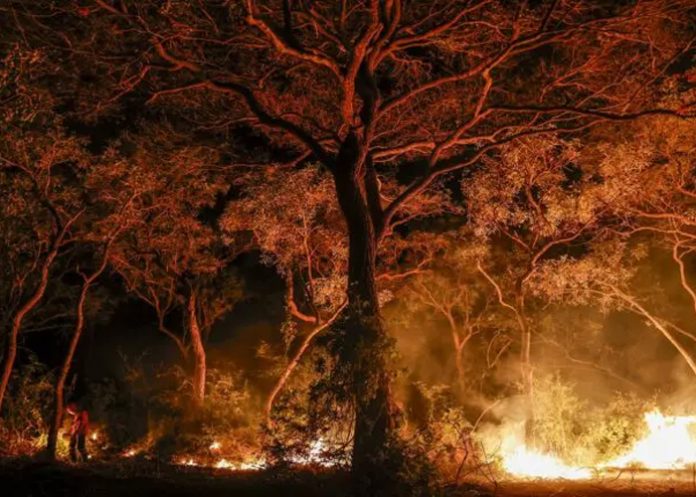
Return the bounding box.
[171,438,337,472]
[218,458,267,471]
[502,445,592,480]
[214,459,232,469]
[122,448,140,457]
[604,410,696,470]
[90,431,99,441]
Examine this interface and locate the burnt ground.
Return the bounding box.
[2,459,695,497]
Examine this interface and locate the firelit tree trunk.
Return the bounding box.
[0,250,58,413]
[46,282,89,458]
[515,291,535,444]
[187,291,206,406]
[333,133,395,493]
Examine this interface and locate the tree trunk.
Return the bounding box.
[515,292,534,444]
[46,282,89,458]
[265,303,345,422]
[454,344,466,394]
[0,251,57,413]
[446,314,467,394]
[187,291,206,406]
[333,133,396,494]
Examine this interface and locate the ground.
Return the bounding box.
[1,459,695,497]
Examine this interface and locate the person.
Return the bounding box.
[66,402,89,462]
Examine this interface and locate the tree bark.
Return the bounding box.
[187,290,206,406]
[333,132,396,494]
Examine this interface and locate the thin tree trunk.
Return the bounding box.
[46,283,88,458]
[333,134,396,494]
[187,290,206,406]
[454,344,466,394]
[47,246,110,459]
[445,314,467,394]
[265,302,345,422]
[515,291,535,445]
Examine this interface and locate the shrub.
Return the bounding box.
[0,354,54,456]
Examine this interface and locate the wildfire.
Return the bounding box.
[501,445,592,480]
[603,411,696,470]
[500,409,696,479]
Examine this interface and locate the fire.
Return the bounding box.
[501,445,592,480]
[499,409,696,479]
[603,411,696,470]
[171,438,336,472]
[215,458,267,471]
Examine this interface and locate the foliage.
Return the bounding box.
[0,355,54,456]
[525,374,654,466]
[529,374,588,461]
[266,338,352,468]
[123,362,259,459]
[588,394,653,463]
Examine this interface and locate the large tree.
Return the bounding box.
[5,0,694,491]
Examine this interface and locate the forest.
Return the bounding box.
[1,1,696,496]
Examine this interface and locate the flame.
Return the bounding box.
[215,458,267,471]
[172,438,336,472]
[499,409,696,479]
[502,445,592,480]
[603,410,696,470]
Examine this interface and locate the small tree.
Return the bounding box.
[397,234,498,394]
[110,130,242,406]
